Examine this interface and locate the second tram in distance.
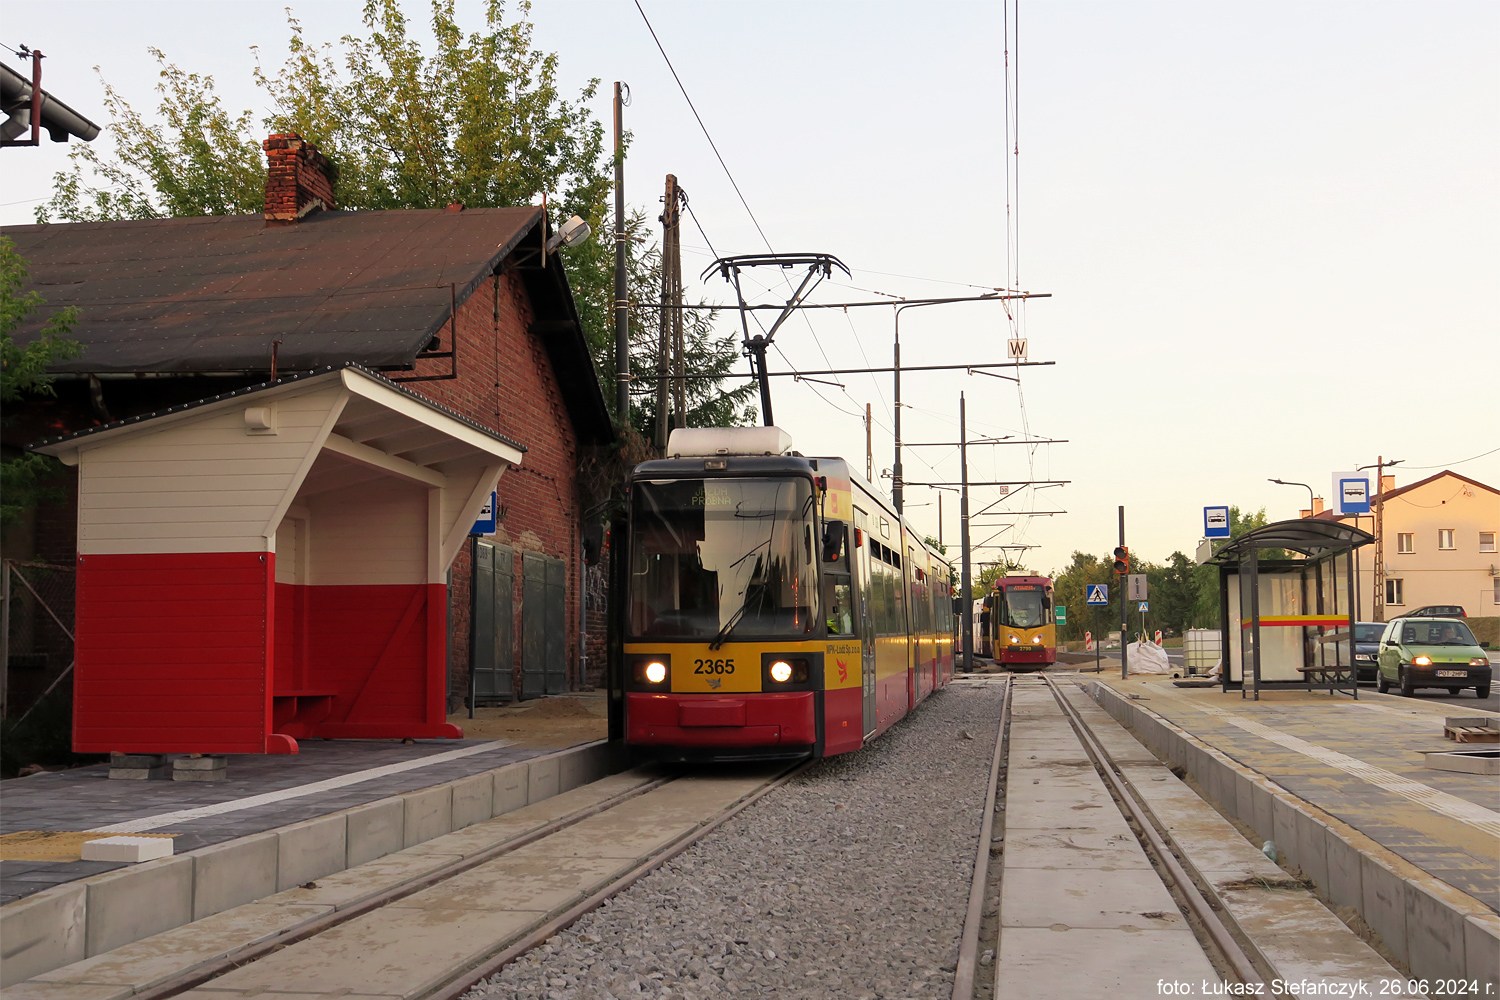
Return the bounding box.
[617,427,956,761]
[984,575,1057,669]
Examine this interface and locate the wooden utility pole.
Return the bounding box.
[669,184,686,432]
[865,403,873,482]
[612,83,629,421]
[655,174,685,452]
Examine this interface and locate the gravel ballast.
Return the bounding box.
[470,679,1004,1000]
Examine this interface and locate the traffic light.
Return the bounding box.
[1112,545,1130,575]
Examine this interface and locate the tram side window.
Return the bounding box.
[826,575,855,636]
[891,561,906,633]
[878,562,896,635]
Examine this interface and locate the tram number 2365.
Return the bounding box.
[693,659,735,675]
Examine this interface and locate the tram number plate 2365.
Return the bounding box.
[694,659,735,675]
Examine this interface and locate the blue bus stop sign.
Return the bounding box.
[471,491,497,535]
[1086,584,1110,606]
[1204,506,1230,539]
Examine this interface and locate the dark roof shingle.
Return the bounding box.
[3,206,614,444]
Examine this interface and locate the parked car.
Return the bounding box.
[1352,622,1384,683]
[1406,605,1467,618]
[1376,617,1491,698]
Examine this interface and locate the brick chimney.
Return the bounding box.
[1380,474,1395,494]
[263,133,336,225]
[1312,496,1325,515]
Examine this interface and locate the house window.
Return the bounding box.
[1437,529,1455,550]
[1385,579,1404,606]
[1396,533,1414,554]
[1481,532,1496,553]
[1494,578,1500,605]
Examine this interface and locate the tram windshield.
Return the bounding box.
[629,477,818,640]
[998,585,1050,628]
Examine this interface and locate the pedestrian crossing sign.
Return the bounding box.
[1086,584,1109,606]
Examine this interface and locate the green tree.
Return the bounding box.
[1151,551,1199,635]
[1,239,82,531]
[36,0,744,418]
[1189,505,1286,628]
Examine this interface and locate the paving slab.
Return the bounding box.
[995,927,1218,999]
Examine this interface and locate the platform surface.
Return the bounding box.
[1092,674,1500,914]
[1,738,557,905]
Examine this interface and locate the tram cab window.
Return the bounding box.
[628,477,819,639]
[999,586,1050,628]
[825,575,855,636]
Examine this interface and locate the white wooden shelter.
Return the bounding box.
[34,365,525,753]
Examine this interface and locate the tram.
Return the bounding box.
[616,427,956,761]
[985,575,1057,670]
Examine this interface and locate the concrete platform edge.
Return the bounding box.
[1085,682,1500,988]
[0,739,625,988]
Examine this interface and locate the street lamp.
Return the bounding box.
[1268,478,1315,515]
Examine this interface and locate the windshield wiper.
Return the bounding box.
[708,600,750,651]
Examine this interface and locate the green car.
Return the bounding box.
[1376,617,1491,698]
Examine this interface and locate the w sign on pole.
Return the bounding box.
[1007,338,1028,361]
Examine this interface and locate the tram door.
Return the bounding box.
[854,508,877,739]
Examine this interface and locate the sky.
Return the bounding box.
[3,1,1496,574]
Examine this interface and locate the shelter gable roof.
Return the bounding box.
[29,363,527,458]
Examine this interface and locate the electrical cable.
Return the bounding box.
[1401,446,1500,470]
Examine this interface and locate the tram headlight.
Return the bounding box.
[762,656,812,686]
[1032,635,1042,644]
[1008,635,1019,644]
[644,661,668,684]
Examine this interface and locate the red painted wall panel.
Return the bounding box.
[273,582,457,739]
[74,551,272,753]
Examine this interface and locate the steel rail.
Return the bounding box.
[1040,675,1267,989]
[950,677,1011,1000]
[132,772,679,1000]
[420,759,816,1000]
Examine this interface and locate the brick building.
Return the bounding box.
[2,134,614,724]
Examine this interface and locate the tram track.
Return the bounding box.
[1038,672,1269,989]
[951,674,1011,1000]
[120,764,806,1000]
[944,672,1273,1000]
[421,760,813,1000]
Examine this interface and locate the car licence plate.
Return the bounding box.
[1436,670,1466,678]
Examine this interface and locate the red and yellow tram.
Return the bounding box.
[984,575,1057,670]
[615,427,955,761]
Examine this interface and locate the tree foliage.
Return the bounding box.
[1,239,82,531]
[36,0,750,414]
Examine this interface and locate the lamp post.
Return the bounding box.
[1268,478,1315,516]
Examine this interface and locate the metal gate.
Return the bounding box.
[522,553,567,698]
[471,541,514,701]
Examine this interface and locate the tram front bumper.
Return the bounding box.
[627,691,816,747]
